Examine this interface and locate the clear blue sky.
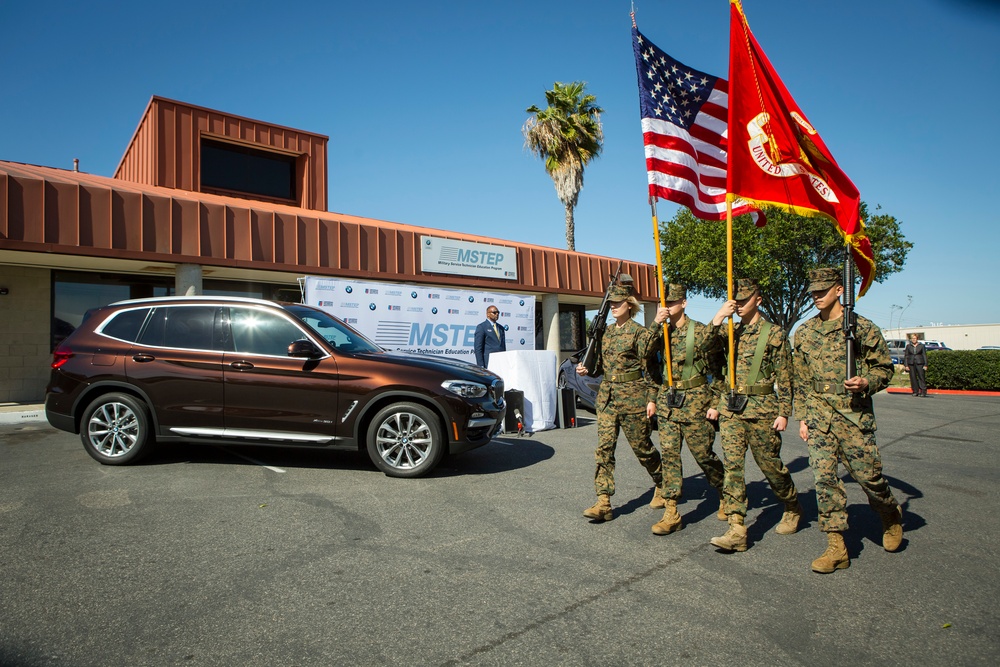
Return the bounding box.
[2,0,998,331]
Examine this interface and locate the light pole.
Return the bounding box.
[890,304,902,336]
[899,296,913,336]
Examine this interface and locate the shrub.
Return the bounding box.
[925,351,1000,391]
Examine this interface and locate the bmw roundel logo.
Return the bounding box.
[519,300,525,306]
[368,303,376,310]
[345,286,353,294]
[410,291,417,298]
[424,239,431,246]
[503,324,508,330]
[520,338,525,345]
[468,296,475,303]
[431,307,438,315]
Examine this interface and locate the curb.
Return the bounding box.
[886,387,1000,398]
[0,404,46,425]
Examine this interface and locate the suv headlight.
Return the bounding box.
[441,380,487,398]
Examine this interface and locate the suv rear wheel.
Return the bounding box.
[366,402,444,478]
[80,393,154,465]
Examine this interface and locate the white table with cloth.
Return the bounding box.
[486,350,558,432]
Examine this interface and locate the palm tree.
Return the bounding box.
[523,81,603,251]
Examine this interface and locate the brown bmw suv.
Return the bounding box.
[45,296,506,477]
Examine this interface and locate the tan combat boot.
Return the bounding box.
[775,500,803,535]
[811,532,850,573]
[716,488,727,521]
[583,494,613,522]
[710,515,748,552]
[650,486,667,509]
[880,505,904,552]
[651,499,682,535]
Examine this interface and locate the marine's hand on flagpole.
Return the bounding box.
[654,306,669,325]
[713,301,737,326]
[844,375,869,394]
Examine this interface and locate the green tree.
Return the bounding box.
[523,81,603,251]
[657,203,912,331]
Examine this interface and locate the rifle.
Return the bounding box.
[580,260,623,376]
[843,247,858,379]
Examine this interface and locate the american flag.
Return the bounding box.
[632,26,760,223]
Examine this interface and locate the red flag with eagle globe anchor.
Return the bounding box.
[727,0,876,295]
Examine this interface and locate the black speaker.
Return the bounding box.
[503,389,525,433]
[557,387,577,428]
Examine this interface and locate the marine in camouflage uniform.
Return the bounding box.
[793,267,903,573]
[646,283,726,535]
[578,280,662,521]
[708,279,801,552]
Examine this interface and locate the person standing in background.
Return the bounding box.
[904,334,928,397]
[474,305,506,368]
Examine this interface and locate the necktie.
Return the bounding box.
[493,323,499,339]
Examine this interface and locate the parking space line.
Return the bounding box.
[217,447,287,473]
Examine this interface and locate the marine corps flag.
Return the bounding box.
[727,0,876,295]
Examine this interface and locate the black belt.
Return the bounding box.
[606,370,643,383]
[812,380,847,395]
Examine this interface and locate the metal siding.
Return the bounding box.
[0,161,658,298]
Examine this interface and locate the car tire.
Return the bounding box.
[366,402,445,478]
[80,393,154,465]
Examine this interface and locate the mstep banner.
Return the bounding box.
[303,276,535,363]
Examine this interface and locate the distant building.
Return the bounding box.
[882,324,1000,350]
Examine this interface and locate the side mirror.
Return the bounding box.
[287,339,322,359]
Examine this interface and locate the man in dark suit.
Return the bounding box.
[474,305,506,367]
[904,334,928,397]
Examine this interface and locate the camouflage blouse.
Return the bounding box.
[792,312,893,433]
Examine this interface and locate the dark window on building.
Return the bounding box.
[100,308,151,343]
[201,138,296,201]
[559,307,585,351]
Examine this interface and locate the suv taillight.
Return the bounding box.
[51,346,74,369]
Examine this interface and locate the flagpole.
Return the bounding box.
[650,198,675,390]
[726,196,736,392]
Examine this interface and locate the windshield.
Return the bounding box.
[285,305,382,354]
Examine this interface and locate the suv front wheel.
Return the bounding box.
[366,402,445,478]
[80,393,154,465]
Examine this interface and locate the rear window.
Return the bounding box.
[139,306,219,351]
[99,308,150,343]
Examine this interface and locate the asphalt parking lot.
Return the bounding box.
[1,392,998,667]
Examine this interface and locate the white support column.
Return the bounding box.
[176,264,203,296]
[643,301,658,327]
[542,293,561,356]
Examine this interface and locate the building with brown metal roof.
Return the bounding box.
[0,96,658,402]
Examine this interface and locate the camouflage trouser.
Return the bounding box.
[719,416,797,518]
[807,412,899,532]
[656,415,724,501]
[594,410,662,497]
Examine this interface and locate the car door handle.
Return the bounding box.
[229,361,255,370]
[132,354,155,363]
